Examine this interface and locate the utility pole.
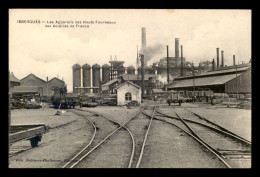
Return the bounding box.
[181,45,183,76]
[140,54,145,99]
[236,62,238,99]
[167,45,169,84]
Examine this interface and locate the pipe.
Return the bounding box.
[216,48,219,68]
[175,38,179,59]
[233,55,236,66]
[221,51,224,67]
[181,45,183,76]
[167,45,169,83]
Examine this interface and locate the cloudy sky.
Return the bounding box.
[9,9,251,91]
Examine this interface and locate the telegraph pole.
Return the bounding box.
[167,45,169,83]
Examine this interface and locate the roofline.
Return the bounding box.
[115,81,141,90]
[48,77,65,83]
[21,73,46,83]
[173,67,250,81]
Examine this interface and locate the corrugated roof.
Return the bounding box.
[12,86,40,93]
[115,81,141,89]
[152,89,166,93]
[175,66,249,80]
[9,73,20,83]
[168,73,242,88]
[102,78,119,86]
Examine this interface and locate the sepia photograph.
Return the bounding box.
[8,9,251,168]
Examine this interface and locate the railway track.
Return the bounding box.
[62,106,157,168]
[154,107,251,168]
[62,107,142,168]
[9,145,33,157]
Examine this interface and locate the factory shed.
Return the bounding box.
[115,81,141,106]
[101,78,119,94]
[12,86,40,94]
[152,89,167,97]
[167,65,251,93]
[9,73,21,93]
[12,86,41,102]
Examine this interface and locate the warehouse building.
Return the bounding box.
[115,81,141,105]
[9,72,21,93]
[166,63,251,94]
[20,73,66,96]
[12,86,42,102]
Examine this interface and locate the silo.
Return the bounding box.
[92,64,101,93]
[127,66,135,74]
[82,63,91,93]
[72,64,81,94]
[102,64,110,84]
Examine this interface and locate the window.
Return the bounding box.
[125,92,132,101]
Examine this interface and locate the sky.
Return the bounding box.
[9,9,251,92]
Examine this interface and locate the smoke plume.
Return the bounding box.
[141,43,164,62]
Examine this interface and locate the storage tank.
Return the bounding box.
[72,64,81,94]
[127,66,135,74]
[92,64,101,93]
[82,63,91,93]
[102,64,110,84]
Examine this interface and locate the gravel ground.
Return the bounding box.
[9,103,251,168]
[184,107,251,141]
[11,108,76,128]
[76,128,132,168]
[139,117,226,168]
[9,109,94,168]
[77,106,140,125]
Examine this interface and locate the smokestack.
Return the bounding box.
[181,45,183,76]
[221,50,224,67]
[212,59,215,71]
[141,27,147,66]
[140,54,145,98]
[167,45,169,83]
[175,38,179,59]
[216,48,219,68]
[233,55,236,66]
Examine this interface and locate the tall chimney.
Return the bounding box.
[216,48,219,68]
[175,38,179,59]
[212,59,215,71]
[221,50,224,67]
[181,45,183,76]
[233,55,236,66]
[167,45,169,83]
[141,27,147,66]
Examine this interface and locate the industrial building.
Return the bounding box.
[20,73,66,96]
[166,63,251,94]
[115,81,141,105]
[9,72,21,93]
[12,86,42,103]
